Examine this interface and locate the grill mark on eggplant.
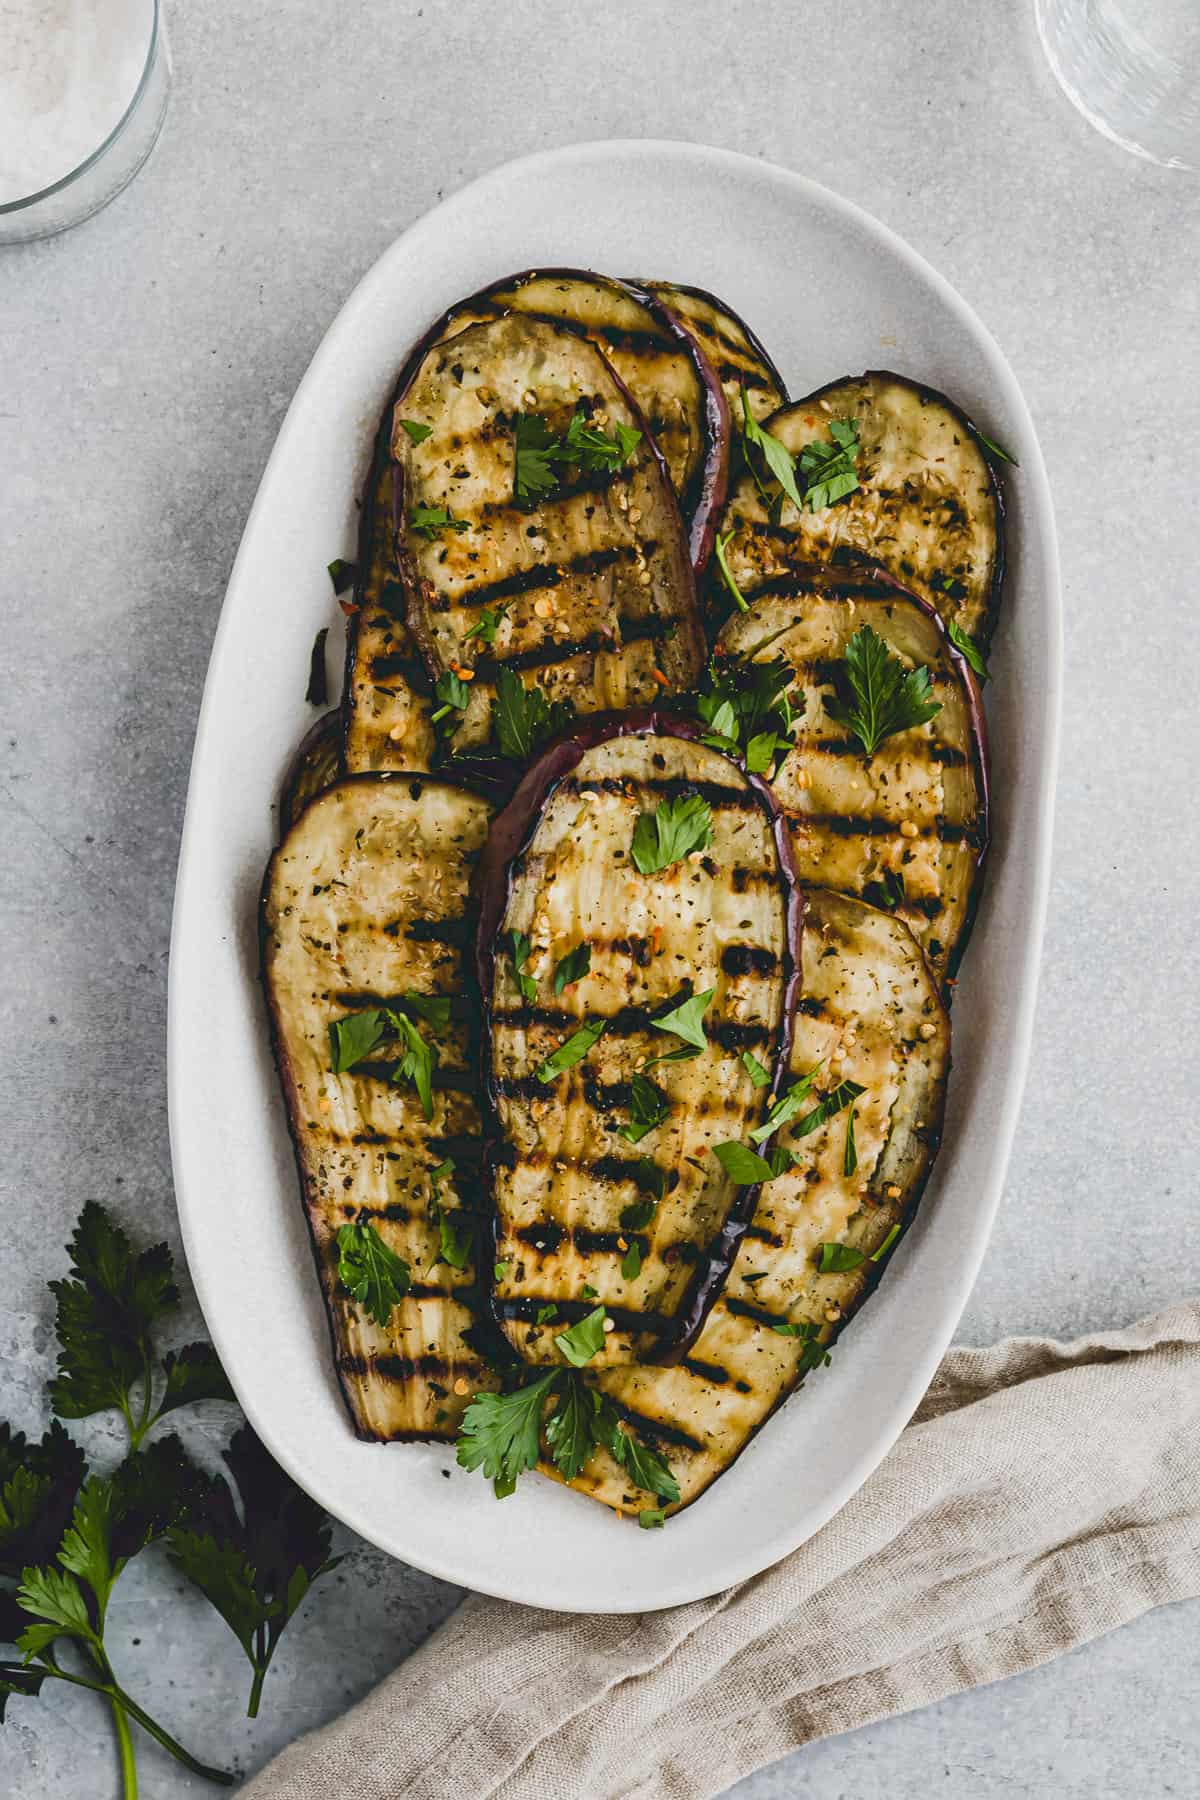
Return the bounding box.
[680,1355,731,1384]
[793,813,976,845]
[331,989,473,1020]
[353,1060,479,1095]
[484,302,675,357]
[600,1397,705,1454]
[492,1145,677,1190]
[338,1352,485,1383]
[491,1071,752,1116]
[369,651,426,682]
[399,917,473,947]
[476,462,627,518]
[559,773,756,811]
[805,735,967,768]
[497,1295,673,1336]
[430,545,635,613]
[720,944,779,977]
[724,1294,791,1329]
[474,616,673,678]
[492,1000,774,1048]
[510,1221,652,1259]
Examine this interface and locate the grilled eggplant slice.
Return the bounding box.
[478,714,802,1367]
[560,886,949,1514]
[642,280,787,422]
[719,373,1004,645]
[407,269,728,573]
[261,773,497,1439]
[343,441,436,775]
[716,566,988,976]
[280,710,342,836]
[392,312,705,753]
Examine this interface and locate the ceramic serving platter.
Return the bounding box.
[169,139,1060,1612]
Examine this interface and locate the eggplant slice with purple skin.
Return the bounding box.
[556,886,949,1516]
[392,311,705,754]
[279,709,343,836]
[477,714,803,1368]
[409,268,729,574]
[343,444,437,776]
[641,280,787,422]
[261,773,499,1440]
[719,372,1004,647]
[715,565,989,977]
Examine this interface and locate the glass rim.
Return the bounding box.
[0,0,163,217]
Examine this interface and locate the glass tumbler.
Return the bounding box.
[1036,0,1200,169]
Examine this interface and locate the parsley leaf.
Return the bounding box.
[328,1008,386,1074]
[948,619,989,680]
[695,653,800,774]
[553,943,592,995]
[748,1065,823,1143]
[513,412,559,504]
[535,1304,559,1325]
[651,986,715,1050]
[741,1051,772,1088]
[396,991,453,1030]
[397,417,433,445]
[493,1260,510,1280]
[713,529,749,612]
[791,1078,866,1139]
[619,1161,666,1229]
[618,1072,670,1144]
[463,601,511,645]
[326,558,356,594]
[620,1240,642,1281]
[335,1221,411,1326]
[638,1508,665,1529]
[431,669,471,724]
[169,1423,340,1718]
[862,869,906,912]
[535,1018,607,1084]
[824,625,942,756]
[843,1102,858,1176]
[504,929,538,1002]
[158,1344,236,1419]
[455,1371,557,1487]
[410,505,469,540]
[974,428,1019,466]
[429,1160,472,1272]
[542,1378,595,1481]
[630,795,713,874]
[797,416,861,511]
[392,1011,438,1119]
[740,388,805,513]
[711,1142,793,1184]
[554,1306,608,1368]
[818,1241,866,1274]
[561,408,641,470]
[593,1400,679,1503]
[493,665,574,761]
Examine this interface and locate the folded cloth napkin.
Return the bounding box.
[244,1302,1200,1800]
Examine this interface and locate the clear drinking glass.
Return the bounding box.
[0,0,171,245]
[1036,0,1200,169]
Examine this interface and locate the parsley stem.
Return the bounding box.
[109,1692,139,1800]
[247,1660,267,1719]
[31,1664,235,1786]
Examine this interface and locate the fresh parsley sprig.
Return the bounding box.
[456,1371,677,1505]
[695,653,800,777]
[797,416,860,510]
[513,406,641,505]
[327,1001,442,1120]
[630,794,713,875]
[824,625,943,756]
[535,1019,607,1085]
[493,665,575,761]
[335,1222,411,1326]
[410,504,469,540]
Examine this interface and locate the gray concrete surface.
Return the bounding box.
[2,1,1197,1794]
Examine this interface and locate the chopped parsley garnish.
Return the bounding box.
[618,1073,670,1144]
[630,794,713,875]
[513,406,641,505]
[410,505,469,540]
[456,1370,677,1503]
[429,1159,472,1271]
[641,1043,704,1071]
[493,665,574,761]
[651,986,715,1051]
[541,1376,595,1480]
[948,619,989,680]
[336,1222,411,1326]
[748,1065,823,1143]
[638,1508,665,1529]
[397,417,434,445]
[741,1050,772,1088]
[797,417,860,511]
[695,652,799,776]
[493,1261,510,1280]
[619,1161,666,1230]
[713,529,748,612]
[504,929,538,1002]
[740,388,805,513]
[863,869,906,911]
[824,625,942,756]
[391,1012,438,1120]
[580,1284,599,1300]
[620,1240,642,1281]
[328,1008,385,1074]
[711,1141,793,1184]
[431,669,471,724]
[817,1241,866,1274]
[463,600,511,645]
[553,1306,608,1368]
[456,1371,557,1490]
[535,1304,559,1325]
[771,1319,833,1374]
[872,1224,902,1262]
[974,428,1018,466]
[535,1018,607,1084]
[328,998,445,1112]
[553,943,592,995]
[326,558,356,593]
[791,1078,866,1140]
[843,1102,858,1176]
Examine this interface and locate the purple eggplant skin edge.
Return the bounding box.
[279,708,340,838]
[631,277,791,407]
[784,367,1008,651]
[259,768,498,1443]
[474,708,806,1366]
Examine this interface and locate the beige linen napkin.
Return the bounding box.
[245,1302,1200,1800]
